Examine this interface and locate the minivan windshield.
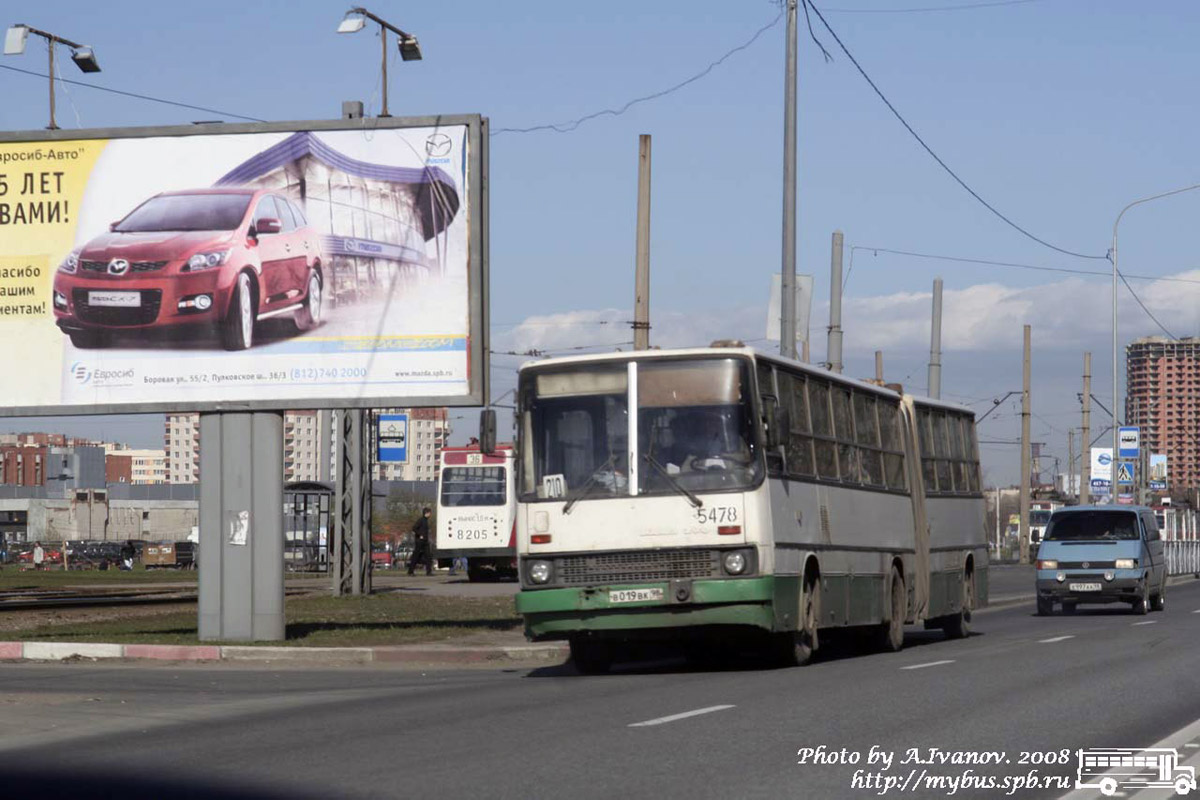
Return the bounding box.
[1043,510,1139,541]
[114,193,252,233]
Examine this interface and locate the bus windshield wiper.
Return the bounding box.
[643,454,703,509]
[563,454,616,515]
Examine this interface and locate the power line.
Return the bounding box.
[822,0,1049,13]
[0,63,266,123]
[491,10,784,136]
[850,246,1200,285]
[803,1,1106,261]
[1117,269,1179,341]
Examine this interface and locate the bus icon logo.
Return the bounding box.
[1076,748,1196,796]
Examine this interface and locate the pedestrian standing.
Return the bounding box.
[450,555,468,577]
[407,508,433,576]
[32,541,45,571]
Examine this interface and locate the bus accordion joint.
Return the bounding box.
[531,534,552,544]
[718,526,742,536]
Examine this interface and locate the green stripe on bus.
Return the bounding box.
[524,603,777,638]
[516,576,776,615]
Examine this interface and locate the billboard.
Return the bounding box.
[0,116,488,415]
[1090,447,1113,485]
[1150,453,1168,491]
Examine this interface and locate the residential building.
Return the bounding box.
[1126,336,1200,490]
[165,414,201,484]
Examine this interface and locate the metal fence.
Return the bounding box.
[1166,541,1200,577]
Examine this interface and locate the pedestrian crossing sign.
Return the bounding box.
[1116,462,1134,486]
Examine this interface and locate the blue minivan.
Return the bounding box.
[1034,506,1167,616]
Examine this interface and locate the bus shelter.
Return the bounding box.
[284,482,332,573]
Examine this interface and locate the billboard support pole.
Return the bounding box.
[333,409,372,596]
[827,230,844,373]
[1082,352,1091,504]
[928,277,943,399]
[634,134,651,351]
[198,412,285,642]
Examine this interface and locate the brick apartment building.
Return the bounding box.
[1127,336,1200,490]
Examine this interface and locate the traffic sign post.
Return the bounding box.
[377,414,409,463]
[1118,427,1140,460]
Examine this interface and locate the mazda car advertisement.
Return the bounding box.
[0,117,487,414]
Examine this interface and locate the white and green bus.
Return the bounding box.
[509,344,988,672]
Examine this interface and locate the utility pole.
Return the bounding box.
[779,0,798,359]
[827,230,844,373]
[1081,352,1091,504]
[1068,428,1075,499]
[1020,325,1032,565]
[633,134,651,351]
[875,350,884,384]
[928,278,943,399]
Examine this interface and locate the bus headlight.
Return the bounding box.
[1115,558,1136,569]
[722,551,747,575]
[528,560,552,585]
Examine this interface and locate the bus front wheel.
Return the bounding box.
[777,574,819,667]
[1099,777,1117,796]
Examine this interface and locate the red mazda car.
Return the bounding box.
[54,188,325,350]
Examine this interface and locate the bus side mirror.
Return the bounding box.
[479,408,497,456]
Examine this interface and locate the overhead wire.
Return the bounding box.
[822,0,1049,12]
[802,1,1106,261]
[490,10,784,136]
[0,63,266,123]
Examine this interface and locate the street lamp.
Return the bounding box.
[1110,183,1200,476]
[336,7,422,118]
[3,23,101,129]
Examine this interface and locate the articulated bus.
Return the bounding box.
[435,444,517,581]
[510,344,988,672]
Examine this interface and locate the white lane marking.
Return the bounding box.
[1131,620,1158,626]
[628,705,735,728]
[1193,609,1200,614]
[1185,743,1200,749]
[900,660,956,671]
[1039,635,1076,643]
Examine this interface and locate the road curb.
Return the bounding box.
[0,640,569,667]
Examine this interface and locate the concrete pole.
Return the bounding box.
[994,486,1001,557]
[801,340,810,363]
[780,0,798,359]
[827,230,844,373]
[634,134,651,351]
[1020,325,1032,564]
[1082,352,1091,504]
[379,25,389,117]
[1068,428,1075,499]
[48,41,57,131]
[875,350,884,384]
[928,278,943,399]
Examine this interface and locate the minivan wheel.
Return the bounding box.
[1132,585,1149,616]
[1151,579,1165,612]
[1036,597,1053,616]
[221,273,255,351]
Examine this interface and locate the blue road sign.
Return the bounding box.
[1116,462,1135,486]
[378,414,408,463]
[1118,426,1140,459]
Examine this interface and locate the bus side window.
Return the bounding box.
[931,411,954,493]
[757,361,784,477]
[878,400,907,491]
[853,392,884,487]
[809,379,838,480]
[831,385,858,485]
[916,407,938,492]
[781,371,815,477]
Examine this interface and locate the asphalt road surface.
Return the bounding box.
[2,579,1199,800]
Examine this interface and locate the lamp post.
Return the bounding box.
[336,7,422,118]
[3,24,100,130]
[1111,183,1200,476]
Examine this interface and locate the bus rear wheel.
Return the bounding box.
[876,567,905,652]
[941,569,974,640]
[569,637,612,675]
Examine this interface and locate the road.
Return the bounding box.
[2,578,1199,799]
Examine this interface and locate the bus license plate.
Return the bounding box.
[1068,582,1102,592]
[609,588,663,604]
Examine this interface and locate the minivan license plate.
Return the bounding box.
[1068,582,1102,592]
[609,588,663,604]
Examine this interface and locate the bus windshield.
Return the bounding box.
[1030,510,1052,526]
[441,467,507,507]
[1044,510,1139,541]
[520,357,762,501]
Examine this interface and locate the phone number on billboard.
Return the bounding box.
[290,367,368,381]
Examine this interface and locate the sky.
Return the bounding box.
[3,0,1200,486]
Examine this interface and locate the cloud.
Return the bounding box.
[494,271,1200,360]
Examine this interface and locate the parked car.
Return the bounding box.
[1035,505,1167,615]
[53,188,325,350]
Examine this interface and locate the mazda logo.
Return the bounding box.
[108,258,129,275]
[425,133,452,158]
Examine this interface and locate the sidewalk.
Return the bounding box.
[0,631,567,667]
